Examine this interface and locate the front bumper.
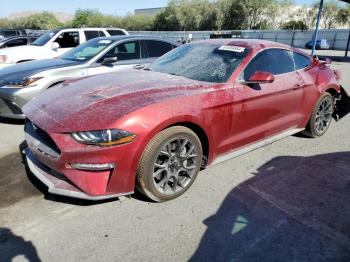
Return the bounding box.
[0,86,44,119]
[24,120,139,200]
[26,149,122,200]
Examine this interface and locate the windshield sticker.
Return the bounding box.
[219,45,245,53]
[98,40,112,44]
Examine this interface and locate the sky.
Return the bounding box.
[0,0,325,18]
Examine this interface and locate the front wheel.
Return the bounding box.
[136,126,203,202]
[303,93,334,138]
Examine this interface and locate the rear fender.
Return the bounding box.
[333,86,350,121]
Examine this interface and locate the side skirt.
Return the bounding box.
[208,128,304,167]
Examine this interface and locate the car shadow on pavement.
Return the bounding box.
[0,228,41,262]
[190,152,350,262]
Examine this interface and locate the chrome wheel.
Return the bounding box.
[315,97,333,134]
[152,136,200,195]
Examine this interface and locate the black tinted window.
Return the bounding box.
[55,31,80,48]
[5,38,27,47]
[84,31,105,40]
[4,31,18,37]
[146,40,173,57]
[243,49,295,80]
[107,30,126,36]
[294,53,310,70]
[29,38,38,43]
[103,41,140,61]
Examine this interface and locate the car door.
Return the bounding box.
[87,40,144,76]
[229,48,305,150]
[52,31,80,56]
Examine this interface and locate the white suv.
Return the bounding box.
[0,28,128,69]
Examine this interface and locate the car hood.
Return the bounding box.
[23,69,215,133]
[0,59,80,86]
[0,45,48,60]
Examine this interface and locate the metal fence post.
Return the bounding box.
[345,30,350,57]
[332,32,337,50]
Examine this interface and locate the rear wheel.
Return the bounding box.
[136,126,203,202]
[303,93,334,138]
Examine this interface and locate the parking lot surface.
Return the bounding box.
[0,62,349,261]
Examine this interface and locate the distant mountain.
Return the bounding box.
[6,11,74,23]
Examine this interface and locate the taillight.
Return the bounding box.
[0,55,7,63]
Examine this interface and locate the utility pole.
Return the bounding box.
[311,0,324,57]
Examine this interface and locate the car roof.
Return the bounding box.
[91,35,178,45]
[194,39,293,50]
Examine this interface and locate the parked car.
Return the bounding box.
[305,39,331,50]
[0,29,27,40]
[0,36,177,119]
[0,27,128,68]
[22,39,349,202]
[0,36,39,49]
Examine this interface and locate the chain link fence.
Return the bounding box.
[130,29,350,51]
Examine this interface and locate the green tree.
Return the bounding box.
[281,20,308,30]
[337,6,350,26]
[71,9,104,27]
[312,0,340,29]
[241,0,275,29]
[153,6,180,31]
[216,0,246,30]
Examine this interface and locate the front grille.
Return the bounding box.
[25,120,61,156]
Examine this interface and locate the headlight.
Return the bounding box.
[0,55,7,63]
[71,129,136,146]
[7,77,43,88]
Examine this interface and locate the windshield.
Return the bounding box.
[59,38,113,62]
[150,43,250,83]
[32,29,60,46]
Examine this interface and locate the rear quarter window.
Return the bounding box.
[84,31,105,41]
[293,53,311,70]
[107,30,126,36]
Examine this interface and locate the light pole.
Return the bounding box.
[311,0,324,57]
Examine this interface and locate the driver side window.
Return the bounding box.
[241,49,295,80]
[54,31,80,48]
[102,41,141,61]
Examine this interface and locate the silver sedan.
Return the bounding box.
[0,35,178,119]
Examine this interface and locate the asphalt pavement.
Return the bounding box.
[0,61,349,262]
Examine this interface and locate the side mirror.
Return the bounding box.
[101,56,117,65]
[242,71,275,84]
[51,42,60,51]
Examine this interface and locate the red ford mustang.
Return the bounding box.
[23,39,349,202]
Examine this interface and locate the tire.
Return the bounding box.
[303,93,334,138]
[136,126,203,202]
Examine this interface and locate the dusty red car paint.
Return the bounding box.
[23,39,343,200]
